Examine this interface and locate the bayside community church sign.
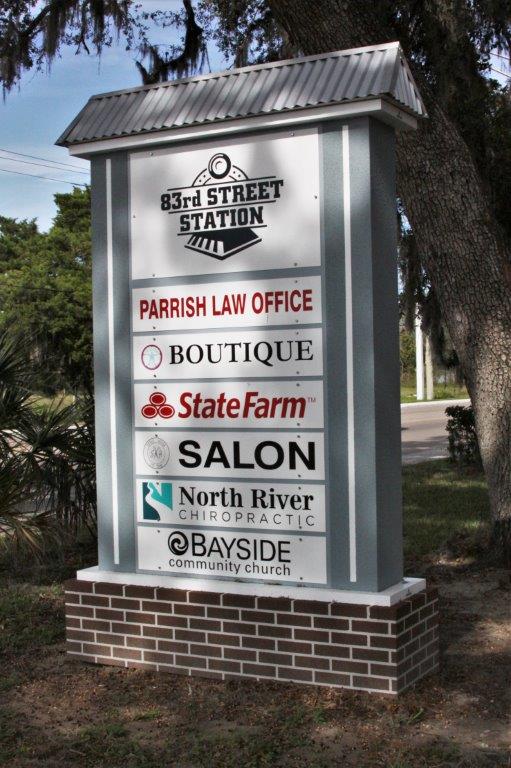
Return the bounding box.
[59,42,440,695]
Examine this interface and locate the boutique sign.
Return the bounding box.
[130,128,326,585]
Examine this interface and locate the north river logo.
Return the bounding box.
[160,153,284,260]
[142,481,173,521]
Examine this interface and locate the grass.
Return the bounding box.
[400,382,468,403]
[402,460,490,564]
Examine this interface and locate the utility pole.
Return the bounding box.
[425,334,434,400]
[415,312,424,400]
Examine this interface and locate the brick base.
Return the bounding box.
[64,579,439,695]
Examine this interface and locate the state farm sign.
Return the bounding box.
[130,128,327,585]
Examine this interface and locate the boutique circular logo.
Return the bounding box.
[143,437,170,469]
[141,344,162,370]
[168,531,189,556]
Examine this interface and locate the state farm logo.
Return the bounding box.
[141,391,314,421]
[141,392,175,419]
[160,153,284,260]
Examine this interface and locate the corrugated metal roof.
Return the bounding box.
[57,42,426,147]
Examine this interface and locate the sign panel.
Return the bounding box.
[137,526,327,584]
[133,380,324,429]
[136,479,326,532]
[130,130,321,280]
[132,276,322,333]
[135,431,325,481]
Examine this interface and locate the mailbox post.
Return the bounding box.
[60,42,439,694]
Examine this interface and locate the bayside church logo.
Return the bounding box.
[160,153,284,260]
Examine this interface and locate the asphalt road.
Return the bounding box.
[401,399,470,464]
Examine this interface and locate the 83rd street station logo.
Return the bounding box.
[160,153,284,260]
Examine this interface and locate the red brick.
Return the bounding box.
[143,626,173,639]
[240,610,275,624]
[208,632,240,647]
[67,629,93,642]
[96,656,125,667]
[223,621,256,636]
[278,667,312,682]
[370,663,394,677]
[259,652,293,666]
[111,598,140,610]
[352,620,389,634]
[158,640,189,653]
[277,640,312,654]
[224,647,256,662]
[369,635,398,649]
[97,632,125,646]
[331,660,368,674]
[295,655,329,670]
[330,632,368,646]
[126,612,155,624]
[331,603,368,618]
[175,629,205,643]
[207,606,239,620]
[174,604,205,617]
[277,613,311,627]
[127,660,157,671]
[258,624,292,639]
[144,651,176,665]
[94,582,124,596]
[243,663,276,678]
[114,647,142,661]
[82,619,110,632]
[155,587,187,602]
[208,659,241,673]
[95,608,123,621]
[258,597,291,611]
[294,628,329,642]
[369,606,398,620]
[127,637,156,650]
[223,594,256,608]
[142,601,173,614]
[409,592,427,610]
[314,617,349,631]
[352,648,390,663]
[242,636,275,650]
[157,614,187,628]
[315,671,351,686]
[125,585,155,599]
[82,595,109,607]
[65,593,80,604]
[190,644,222,658]
[112,622,141,635]
[188,591,221,605]
[82,643,112,656]
[353,675,390,691]
[189,618,222,632]
[65,579,93,593]
[65,605,93,618]
[293,600,329,615]
[175,655,207,669]
[66,617,81,629]
[315,644,350,659]
[66,641,82,654]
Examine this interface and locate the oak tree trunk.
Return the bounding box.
[270,0,511,557]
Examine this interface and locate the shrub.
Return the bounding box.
[445,405,481,467]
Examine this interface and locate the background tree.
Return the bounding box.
[0,187,92,392]
[1,0,510,555]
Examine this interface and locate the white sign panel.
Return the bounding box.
[130,130,321,279]
[135,430,325,480]
[136,479,326,532]
[132,276,322,333]
[137,526,327,584]
[133,380,324,429]
[133,327,324,380]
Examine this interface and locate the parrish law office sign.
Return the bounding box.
[58,44,439,695]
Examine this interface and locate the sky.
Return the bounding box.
[0,1,225,231]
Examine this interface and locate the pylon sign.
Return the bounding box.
[131,129,326,585]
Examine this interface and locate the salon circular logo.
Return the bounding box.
[168,531,189,556]
[141,344,163,370]
[143,437,170,469]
